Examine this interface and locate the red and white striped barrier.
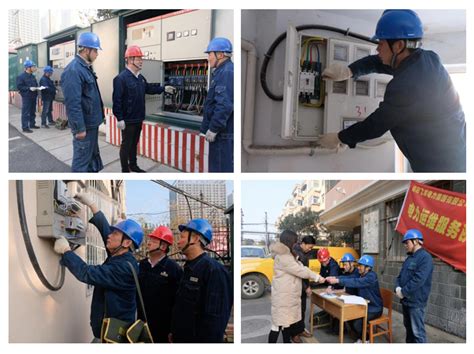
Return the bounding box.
[9,92,208,172]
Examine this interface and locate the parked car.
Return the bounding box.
[241,246,359,299]
[241,246,269,258]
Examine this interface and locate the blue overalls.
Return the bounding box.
[339,49,466,172]
[39,74,56,125]
[170,253,233,342]
[61,55,105,172]
[395,248,433,343]
[16,71,38,130]
[60,211,138,339]
[200,59,234,172]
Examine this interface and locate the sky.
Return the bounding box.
[241,180,301,235]
[125,180,233,225]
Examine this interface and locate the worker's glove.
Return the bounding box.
[318,133,345,150]
[395,287,404,299]
[38,86,46,90]
[322,63,353,81]
[165,85,177,95]
[205,130,217,143]
[117,120,126,130]
[29,87,37,91]
[54,236,71,255]
[74,192,96,208]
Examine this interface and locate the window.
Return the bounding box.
[312,196,320,205]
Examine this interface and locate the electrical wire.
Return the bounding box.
[16,180,65,291]
[261,25,377,101]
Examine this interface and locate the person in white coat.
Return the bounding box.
[268,230,324,343]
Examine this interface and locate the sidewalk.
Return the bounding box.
[9,104,180,173]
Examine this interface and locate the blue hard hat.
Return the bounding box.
[358,255,375,268]
[44,66,54,73]
[373,10,424,40]
[23,60,36,68]
[179,219,213,244]
[77,32,102,50]
[110,219,144,248]
[205,37,233,53]
[402,229,424,243]
[341,253,356,262]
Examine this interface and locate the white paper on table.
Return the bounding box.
[320,293,337,299]
[338,295,367,305]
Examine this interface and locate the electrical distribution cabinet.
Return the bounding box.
[282,25,392,143]
[36,181,86,245]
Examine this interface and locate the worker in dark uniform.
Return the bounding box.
[320,10,465,172]
[138,225,183,342]
[52,192,143,341]
[340,253,360,295]
[170,219,233,343]
[200,37,234,172]
[16,59,40,133]
[61,32,105,172]
[112,45,176,173]
[292,235,317,339]
[39,65,56,128]
[327,255,383,342]
[318,248,341,281]
[395,229,433,343]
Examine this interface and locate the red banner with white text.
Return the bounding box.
[396,181,466,273]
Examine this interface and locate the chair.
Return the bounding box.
[368,288,393,343]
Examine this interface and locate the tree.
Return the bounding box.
[277,208,321,238]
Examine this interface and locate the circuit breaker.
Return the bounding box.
[282,25,392,142]
[36,181,86,245]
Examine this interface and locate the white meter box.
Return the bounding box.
[127,17,162,60]
[282,25,392,142]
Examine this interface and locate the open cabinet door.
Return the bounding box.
[281,24,299,139]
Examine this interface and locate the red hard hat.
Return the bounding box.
[317,248,330,263]
[148,226,173,245]
[124,45,144,58]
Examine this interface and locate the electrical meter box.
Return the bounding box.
[126,17,162,60]
[36,181,86,245]
[282,25,392,142]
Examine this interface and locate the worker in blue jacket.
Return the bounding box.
[170,219,233,343]
[320,10,466,172]
[395,229,433,343]
[138,225,183,343]
[339,253,360,295]
[113,45,176,173]
[53,192,144,341]
[61,32,105,172]
[327,255,383,342]
[200,37,234,172]
[318,248,341,281]
[16,60,40,133]
[39,66,56,128]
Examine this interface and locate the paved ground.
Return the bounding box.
[241,290,465,343]
[9,104,180,173]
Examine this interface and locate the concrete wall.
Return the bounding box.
[325,180,372,209]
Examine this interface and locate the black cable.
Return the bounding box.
[260,25,377,101]
[16,180,65,291]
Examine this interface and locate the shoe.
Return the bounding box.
[300,329,312,338]
[22,129,33,133]
[129,165,146,173]
[48,122,55,126]
[41,125,50,129]
[291,335,302,343]
[31,125,40,129]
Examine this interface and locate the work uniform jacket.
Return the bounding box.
[138,256,183,342]
[39,75,56,101]
[112,68,164,124]
[170,252,232,343]
[61,211,138,339]
[339,49,466,172]
[338,270,383,314]
[16,71,38,99]
[200,59,234,172]
[270,242,320,327]
[341,267,360,295]
[320,257,342,289]
[61,54,105,134]
[395,248,433,308]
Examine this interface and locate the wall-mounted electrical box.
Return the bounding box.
[282,25,392,143]
[36,181,86,245]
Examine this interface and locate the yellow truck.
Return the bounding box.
[241,246,359,299]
